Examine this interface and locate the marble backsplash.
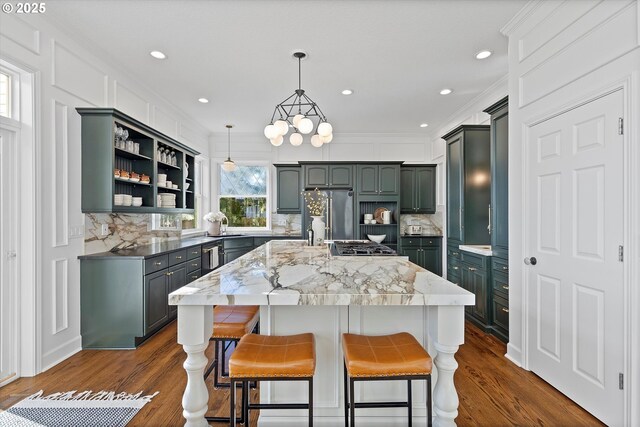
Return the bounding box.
[84,212,303,255]
[400,207,443,236]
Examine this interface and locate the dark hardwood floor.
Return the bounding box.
[1,321,603,426]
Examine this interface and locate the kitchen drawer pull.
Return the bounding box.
[502,285,509,290]
[502,266,509,270]
[452,252,459,256]
[190,275,198,279]
[166,271,174,276]
[191,263,198,267]
[501,307,509,313]
[192,250,199,255]
[453,266,459,270]
[468,267,477,271]
[154,261,163,266]
[175,256,183,260]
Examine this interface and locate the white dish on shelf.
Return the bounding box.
[172,184,178,189]
[367,234,386,243]
[129,178,140,183]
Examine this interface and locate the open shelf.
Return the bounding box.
[157,160,181,170]
[114,177,152,186]
[114,147,153,161]
[157,186,181,192]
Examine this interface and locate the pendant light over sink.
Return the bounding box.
[264,51,333,147]
[222,124,236,172]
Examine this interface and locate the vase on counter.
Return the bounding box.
[311,215,325,246]
[207,221,221,236]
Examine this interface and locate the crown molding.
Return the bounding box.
[500,0,544,37]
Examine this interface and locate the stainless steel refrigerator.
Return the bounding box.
[303,190,354,241]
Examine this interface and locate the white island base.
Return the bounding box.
[177,304,465,427]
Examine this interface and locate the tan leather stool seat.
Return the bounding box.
[213,305,260,339]
[230,333,316,378]
[342,332,432,377]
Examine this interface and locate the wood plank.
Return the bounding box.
[0,321,603,426]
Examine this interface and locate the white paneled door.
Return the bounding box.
[526,90,624,425]
[0,124,18,386]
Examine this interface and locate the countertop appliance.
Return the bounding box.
[331,241,397,256]
[304,190,354,241]
[407,225,423,235]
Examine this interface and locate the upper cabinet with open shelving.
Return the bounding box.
[77,108,200,214]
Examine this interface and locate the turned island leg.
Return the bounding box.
[177,305,214,427]
[428,305,466,427]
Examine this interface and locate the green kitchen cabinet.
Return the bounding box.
[356,163,400,196]
[304,164,329,187]
[443,125,490,246]
[223,237,254,264]
[274,165,303,213]
[459,250,492,331]
[167,263,187,319]
[144,269,169,335]
[300,163,354,188]
[485,97,509,260]
[329,164,353,187]
[400,165,436,214]
[400,236,442,276]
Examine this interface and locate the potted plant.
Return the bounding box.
[203,211,228,236]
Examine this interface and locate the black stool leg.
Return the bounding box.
[349,378,355,427]
[343,362,349,427]
[230,379,236,427]
[309,377,314,427]
[407,379,412,427]
[243,380,250,425]
[427,376,432,427]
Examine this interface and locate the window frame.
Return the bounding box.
[216,160,270,232]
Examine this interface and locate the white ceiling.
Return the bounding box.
[46,0,526,136]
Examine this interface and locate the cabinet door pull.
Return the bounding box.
[192,263,198,267]
[166,271,173,276]
[175,256,183,260]
[190,275,198,279]
[488,204,492,234]
[192,251,199,255]
[453,266,459,270]
[502,266,509,271]
[468,267,477,271]
[501,307,509,313]
[452,252,459,256]
[502,285,509,290]
[154,261,162,266]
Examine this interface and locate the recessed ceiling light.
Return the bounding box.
[198,98,209,104]
[150,50,167,59]
[440,88,453,95]
[475,50,492,59]
[342,89,353,95]
[420,123,429,128]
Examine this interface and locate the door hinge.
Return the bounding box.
[618,245,624,262]
[618,118,624,135]
[619,373,624,390]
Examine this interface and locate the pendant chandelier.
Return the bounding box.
[264,51,333,148]
[222,124,236,172]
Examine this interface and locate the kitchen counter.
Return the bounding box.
[171,240,473,426]
[459,244,493,256]
[78,233,302,259]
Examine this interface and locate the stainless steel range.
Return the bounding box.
[332,241,397,256]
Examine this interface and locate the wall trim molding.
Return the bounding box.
[40,335,81,373]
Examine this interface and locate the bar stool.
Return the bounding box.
[203,305,259,424]
[229,333,316,427]
[342,332,432,427]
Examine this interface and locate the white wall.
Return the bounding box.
[0,14,210,372]
[502,0,639,424]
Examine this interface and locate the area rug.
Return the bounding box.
[0,390,159,427]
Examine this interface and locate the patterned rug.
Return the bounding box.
[0,390,159,427]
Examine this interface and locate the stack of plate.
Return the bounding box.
[159,193,176,208]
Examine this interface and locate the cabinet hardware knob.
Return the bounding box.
[429,241,433,244]
[176,256,182,259]
[502,285,509,290]
[154,262,162,266]
[453,266,459,270]
[468,267,477,271]
[501,307,509,313]
[502,266,509,270]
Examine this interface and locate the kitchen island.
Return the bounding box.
[169,240,474,426]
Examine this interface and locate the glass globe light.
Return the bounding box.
[317,122,333,137]
[264,124,278,139]
[270,135,283,146]
[293,114,305,127]
[310,134,323,148]
[290,132,303,146]
[298,118,313,134]
[320,133,333,143]
[222,159,236,172]
[274,120,289,135]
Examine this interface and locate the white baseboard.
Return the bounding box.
[505,343,523,368]
[258,416,430,426]
[40,335,82,373]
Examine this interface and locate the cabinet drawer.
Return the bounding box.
[447,245,461,260]
[492,295,509,332]
[401,237,420,247]
[187,245,202,260]
[492,257,509,274]
[168,250,188,266]
[492,271,509,299]
[145,255,168,274]
[224,237,254,249]
[187,270,201,283]
[187,258,201,273]
[460,251,484,268]
[421,238,440,247]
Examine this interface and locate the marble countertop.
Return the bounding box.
[78,234,302,260]
[459,245,493,256]
[169,240,474,306]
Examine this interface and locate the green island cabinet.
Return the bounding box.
[274,164,303,214]
[80,245,202,349]
[302,163,354,188]
[77,108,199,214]
[400,236,442,276]
[400,165,437,214]
[485,96,510,342]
